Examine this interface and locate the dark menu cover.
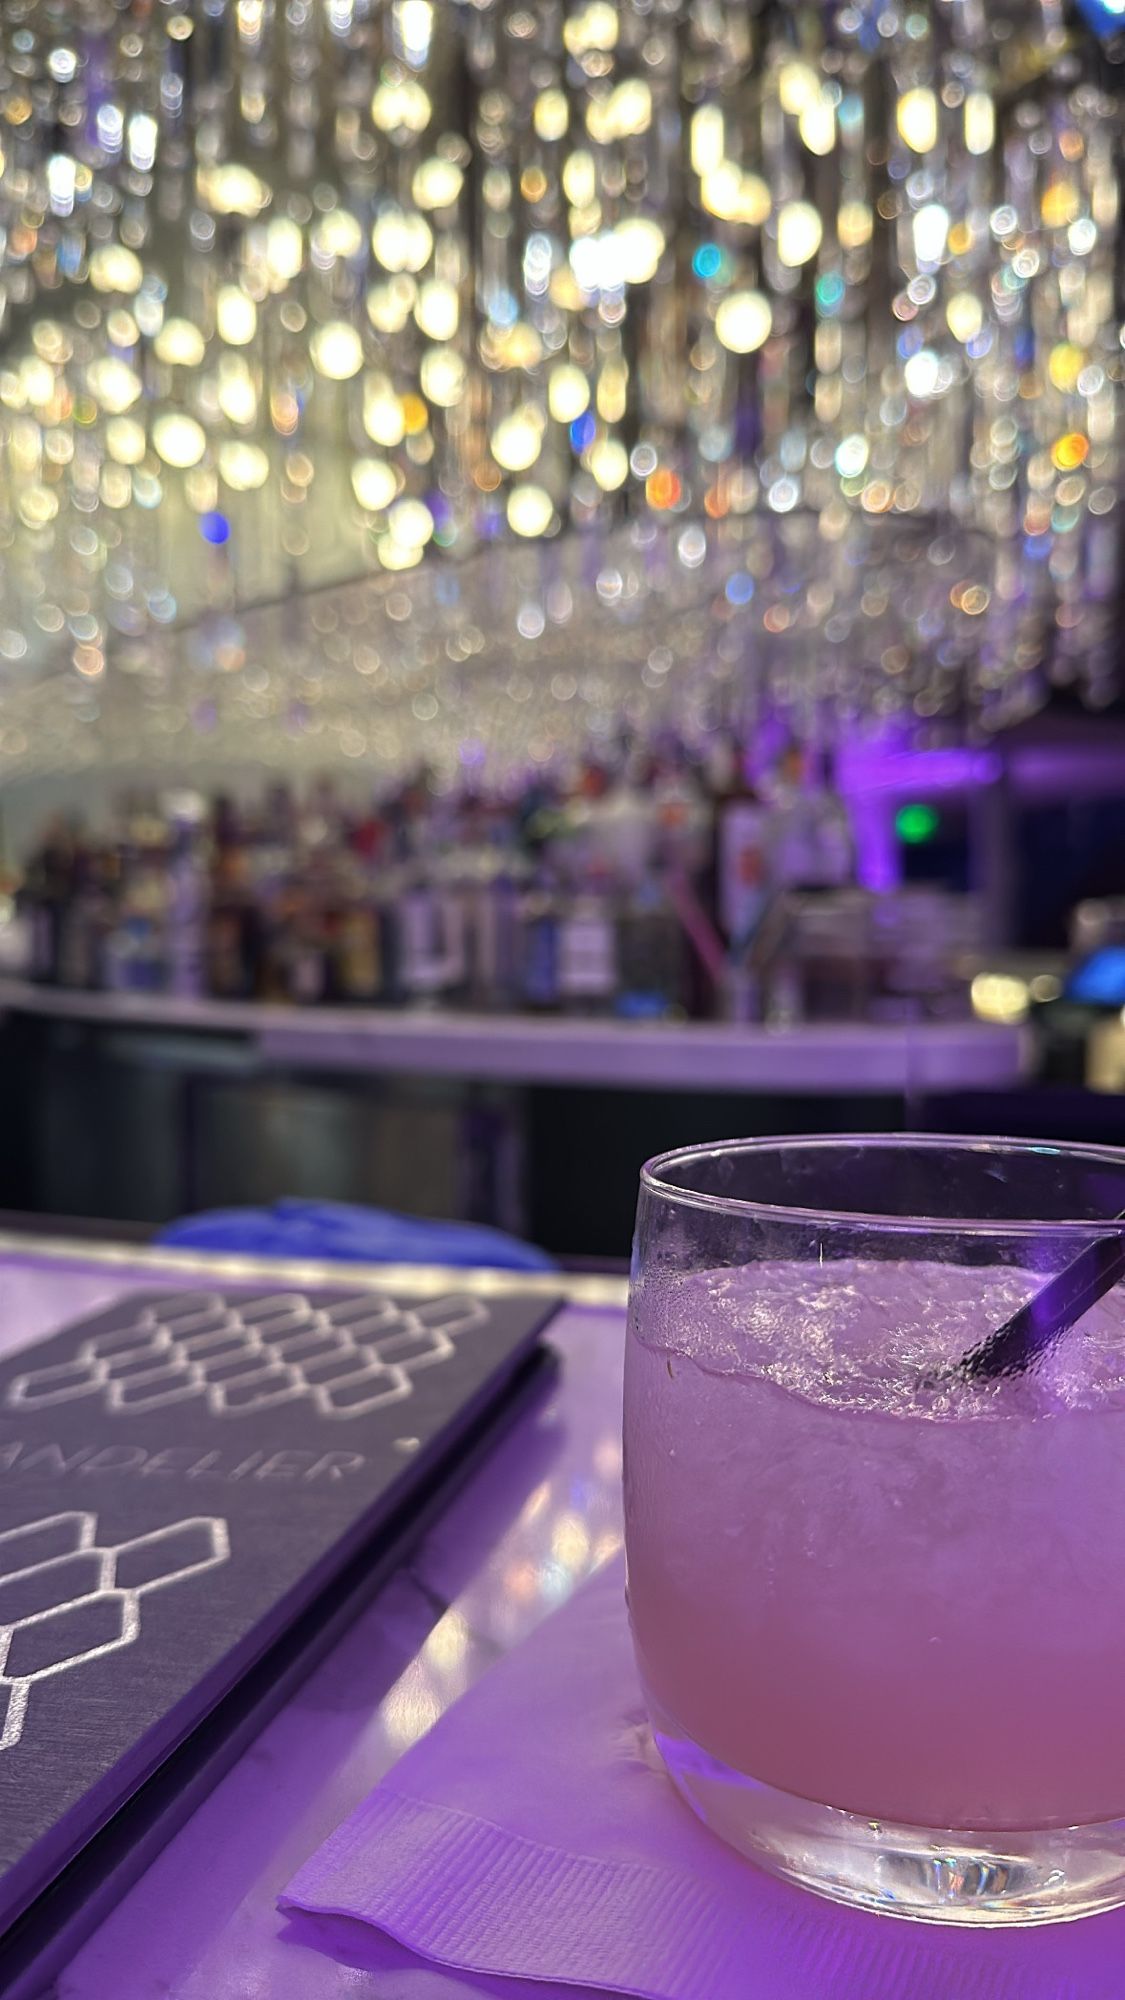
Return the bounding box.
[0,1282,558,1937]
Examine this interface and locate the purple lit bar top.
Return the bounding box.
[0,978,1027,1093]
[0,1238,625,2000]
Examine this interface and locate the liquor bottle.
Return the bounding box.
[713,742,770,950]
[287,871,328,1006]
[617,864,686,1020]
[57,843,110,990]
[165,808,207,999]
[206,848,261,1000]
[396,859,445,1004]
[25,818,75,984]
[556,867,619,1017]
[770,747,854,891]
[518,865,561,1011]
[466,828,523,1011]
[432,847,469,1006]
[104,866,165,994]
[706,739,770,1021]
[811,750,855,888]
[0,841,32,976]
[333,856,384,1004]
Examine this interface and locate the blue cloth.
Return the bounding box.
[156,1198,556,1273]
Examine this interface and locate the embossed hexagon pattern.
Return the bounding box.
[6,1291,489,1421]
[0,1512,229,1752]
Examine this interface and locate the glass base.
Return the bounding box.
[647,1690,1125,1926]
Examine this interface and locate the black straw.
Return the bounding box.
[957,1213,1125,1381]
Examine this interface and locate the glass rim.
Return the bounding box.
[639,1133,1125,1238]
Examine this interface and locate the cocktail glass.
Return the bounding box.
[624,1135,1125,1924]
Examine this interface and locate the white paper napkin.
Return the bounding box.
[282,1555,1125,1999]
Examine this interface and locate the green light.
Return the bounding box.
[896,802,940,844]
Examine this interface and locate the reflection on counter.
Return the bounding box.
[379,1398,624,1757]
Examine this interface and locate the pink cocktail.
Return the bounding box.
[624,1137,1125,1924]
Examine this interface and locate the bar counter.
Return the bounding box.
[0,977,1027,1093]
[4,1229,1118,1997]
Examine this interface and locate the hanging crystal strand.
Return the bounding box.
[845,18,881,530]
[1027,68,1088,702]
[412,63,474,561]
[102,16,156,697]
[469,9,550,552]
[225,32,276,585]
[143,14,210,622]
[950,15,1002,530]
[555,0,614,556]
[616,7,678,509]
[147,13,190,310]
[452,0,496,572]
[337,0,378,183]
[583,0,668,511]
[800,5,855,533]
[505,13,569,538]
[3,4,45,304]
[193,0,232,173]
[537,2,587,538]
[732,7,816,737]
[394,0,449,558]
[765,7,836,531]
[969,41,1049,725]
[1015,0,1085,721]
[701,0,769,566]
[559,2,633,547]
[1071,74,1123,709]
[157,0,193,159]
[86,11,146,674]
[233,0,275,160]
[467,0,509,535]
[347,0,389,563]
[543,0,596,555]
[0,2,23,603]
[14,14,63,684]
[958,2,1061,724]
[871,0,938,520]
[251,1,307,592]
[48,15,108,711]
[486,3,561,636]
[754,5,811,522]
[936,0,996,532]
[0,15,45,679]
[829,3,885,543]
[943,4,1020,725]
[1036,64,1120,707]
[346,46,403,578]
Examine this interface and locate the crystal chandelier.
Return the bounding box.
[0,0,1120,784]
